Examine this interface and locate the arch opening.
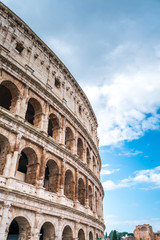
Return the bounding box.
[0,134,10,175]
[62,225,73,240]
[87,148,90,166]
[48,114,59,140]
[65,127,73,151]
[78,178,85,205]
[78,229,85,240]
[93,156,96,174]
[0,81,19,112]
[44,160,59,193]
[64,170,74,200]
[77,138,83,160]
[89,232,93,240]
[25,98,42,127]
[95,191,98,213]
[40,222,55,240]
[89,185,93,210]
[16,147,38,185]
[7,217,31,240]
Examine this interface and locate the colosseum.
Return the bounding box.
[0,2,105,240]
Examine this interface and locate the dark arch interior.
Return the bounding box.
[25,102,35,125]
[0,85,12,110]
[48,118,53,137]
[8,219,19,236]
[18,151,28,174]
[40,226,44,240]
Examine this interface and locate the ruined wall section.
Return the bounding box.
[0,3,99,151]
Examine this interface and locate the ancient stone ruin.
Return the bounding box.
[0,2,105,240]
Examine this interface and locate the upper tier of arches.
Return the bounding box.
[0,1,99,149]
[0,78,101,177]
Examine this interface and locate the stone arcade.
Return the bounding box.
[0,2,105,240]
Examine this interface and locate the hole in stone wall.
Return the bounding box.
[18,151,28,174]
[25,98,42,127]
[78,178,85,205]
[25,102,35,125]
[15,42,24,54]
[44,160,59,193]
[0,85,12,110]
[89,185,93,210]
[65,127,73,151]
[79,106,82,115]
[78,229,85,240]
[0,134,10,175]
[62,226,73,240]
[55,78,61,88]
[77,138,83,160]
[64,170,74,200]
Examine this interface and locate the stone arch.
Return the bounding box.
[64,169,74,200]
[16,147,38,185]
[93,156,96,174]
[89,231,93,240]
[78,229,85,240]
[77,138,83,160]
[25,97,42,128]
[48,113,60,140]
[0,134,10,175]
[7,216,31,240]
[65,127,74,151]
[89,185,93,210]
[78,178,85,205]
[62,225,73,240]
[86,148,90,166]
[95,191,98,213]
[0,80,19,112]
[40,221,55,240]
[44,159,59,193]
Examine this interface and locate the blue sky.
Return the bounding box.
[2,0,160,234]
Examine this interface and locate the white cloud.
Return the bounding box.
[101,163,120,176]
[101,168,120,176]
[102,166,160,191]
[118,150,143,156]
[84,44,160,146]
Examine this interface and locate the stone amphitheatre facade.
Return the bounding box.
[0,2,105,240]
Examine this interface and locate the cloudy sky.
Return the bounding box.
[3,0,160,234]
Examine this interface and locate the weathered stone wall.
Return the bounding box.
[134,224,159,240]
[0,2,105,240]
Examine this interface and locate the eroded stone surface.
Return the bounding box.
[0,2,105,239]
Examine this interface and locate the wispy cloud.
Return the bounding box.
[101,164,120,175]
[103,166,160,191]
[118,150,143,156]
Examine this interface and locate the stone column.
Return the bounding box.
[74,169,78,207]
[85,176,89,208]
[57,217,63,240]
[73,221,79,240]
[40,102,49,134]
[3,153,12,177]
[31,213,41,240]
[14,95,23,116]
[38,148,46,187]
[0,202,11,240]
[93,185,96,215]
[8,134,22,178]
[18,86,29,119]
[59,117,66,145]
[59,160,65,195]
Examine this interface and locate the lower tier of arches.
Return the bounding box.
[0,189,105,240]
